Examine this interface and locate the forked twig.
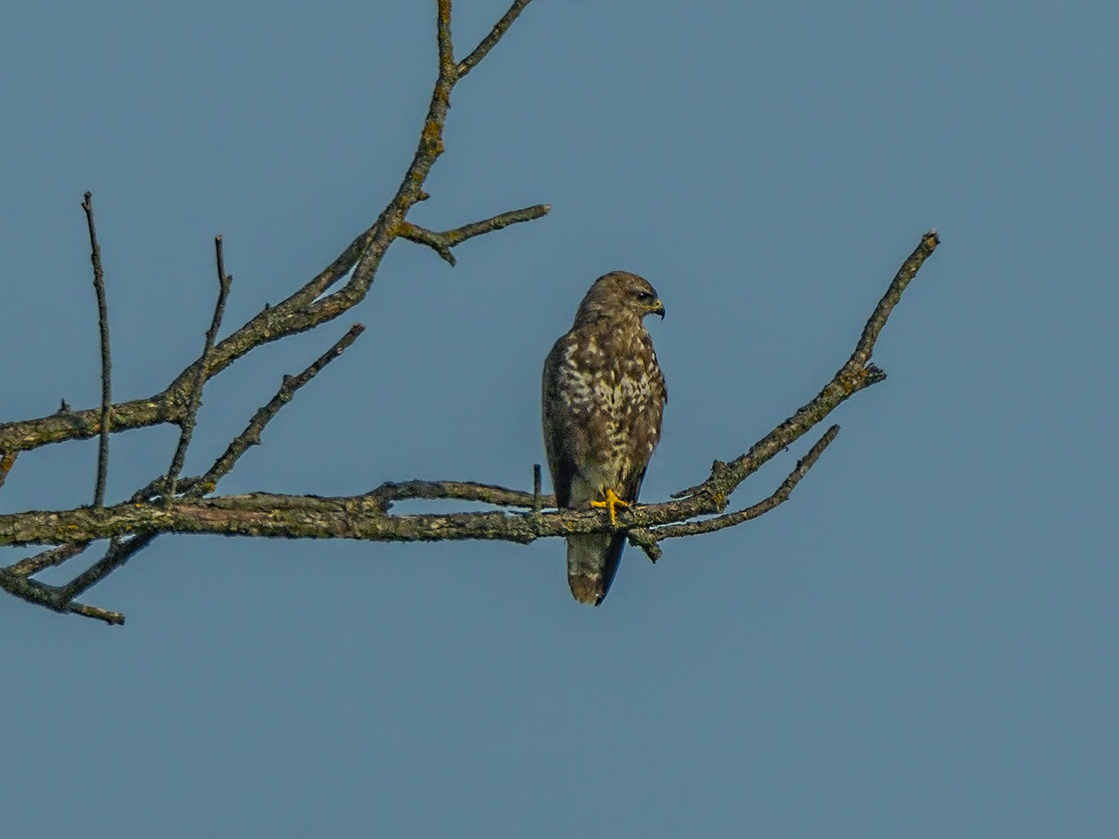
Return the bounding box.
[0,566,124,625]
[628,425,842,562]
[398,204,550,266]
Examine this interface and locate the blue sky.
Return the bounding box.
[2,1,1117,836]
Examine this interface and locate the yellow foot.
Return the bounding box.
[591,488,629,525]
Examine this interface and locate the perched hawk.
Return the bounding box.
[542,271,667,605]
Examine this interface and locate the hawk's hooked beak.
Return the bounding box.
[650,299,665,319]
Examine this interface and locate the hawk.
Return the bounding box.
[542,271,667,605]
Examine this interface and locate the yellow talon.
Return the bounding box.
[591,487,629,525]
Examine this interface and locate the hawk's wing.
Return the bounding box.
[541,335,579,510]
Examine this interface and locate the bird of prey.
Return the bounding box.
[542,271,667,605]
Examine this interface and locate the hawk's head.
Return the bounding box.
[573,270,665,326]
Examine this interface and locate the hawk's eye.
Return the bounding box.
[636,291,656,303]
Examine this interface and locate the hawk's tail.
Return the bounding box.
[566,533,626,606]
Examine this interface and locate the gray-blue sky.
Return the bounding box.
[2,1,1117,836]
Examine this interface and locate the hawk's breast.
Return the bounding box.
[552,324,665,489]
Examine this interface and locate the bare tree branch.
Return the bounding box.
[457,0,533,77]
[369,479,555,512]
[82,192,112,507]
[0,566,123,625]
[399,204,551,266]
[628,424,843,562]
[69,602,126,626]
[7,542,89,577]
[186,323,366,499]
[124,324,362,505]
[60,533,158,602]
[0,567,67,612]
[698,228,940,505]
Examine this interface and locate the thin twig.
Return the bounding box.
[457,0,534,77]
[628,428,839,562]
[648,424,840,544]
[68,602,126,625]
[0,566,122,624]
[399,204,550,266]
[166,235,234,495]
[8,542,90,577]
[82,192,112,507]
[60,532,157,601]
[850,228,938,371]
[368,478,554,511]
[533,465,542,514]
[187,323,366,497]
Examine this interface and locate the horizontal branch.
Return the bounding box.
[369,479,555,511]
[0,421,838,550]
[0,489,678,548]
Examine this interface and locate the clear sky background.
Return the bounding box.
[2,1,1117,836]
